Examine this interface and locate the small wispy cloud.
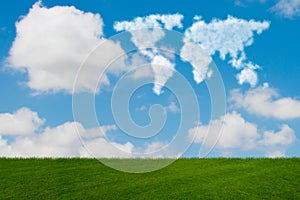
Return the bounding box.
[135,105,147,112]
[166,102,180,113]
[235,0,300,19]
[270,0,300,18]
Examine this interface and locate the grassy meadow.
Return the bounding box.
[0,158,299,199]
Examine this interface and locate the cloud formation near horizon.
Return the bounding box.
[189,111,297,157]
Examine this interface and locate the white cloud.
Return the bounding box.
[266,151,285,158]
[0,107,45,136]
[189,112,297,156]
[135,141,180,158]
[0,107,180,158]
[114,14,183,95]
[136,105,147,112]
[184,16,269,62]
[260,124,296,146]
[234,0,267,7]
[143,141,167,155]
[0,107,297,158]
[127,53,154,80]
[151,55,175,95]
[0,121,132,158]
[0,121,83,157]
[183,15,269,86]
[79,125,117,139]
[270,0,300,18]
[0,107,182,158]
[7,2,126,94]
[7,122,82,157]
[0,107,132,158]
[129,66,154,80]
[236,67,258,87]
[114,14,183,32]
[230,84,300,120]
[261,124,296,158]
[180,40,212,84]
[166,102,180,113]
[189,112,259,149]
[79,138,134,158]
[114,14,183,52]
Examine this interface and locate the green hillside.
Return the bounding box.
[0,158,299,199]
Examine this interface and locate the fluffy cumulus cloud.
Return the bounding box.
[189,112,259,149]
[0,107,133,157]
[189,112,297,157]
[0,107,297,158]
[236,64,258,86]
[183,16,269,86]
[114,14,183,95]
[3,122,83,157]
[80,138,134,158]
[141,141,180,158]
[7,2,126,94]
[230,83,300,120]
[270,0,300,18]
[0,108,180,158]
[0,107,44,136]
[261,124,297,157]
[260,124,296,146]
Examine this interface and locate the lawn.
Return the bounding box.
[0,158,299,199]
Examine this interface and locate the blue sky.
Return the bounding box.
[0,0,300,159]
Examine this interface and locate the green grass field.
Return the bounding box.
[0,158,299,199]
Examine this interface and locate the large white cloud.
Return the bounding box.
[0,108,180,158]
[270,0,300,18]
[0,107,44,136]
[7,2,126,94]
[0,107,133,158]
[183,16,270,86]
[0,107,297,158]
[189,111,297,157]
[230,83,300,120]
[114,14,183,95]
[189,112,259,149]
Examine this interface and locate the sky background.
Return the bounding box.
[0,0,300,158]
